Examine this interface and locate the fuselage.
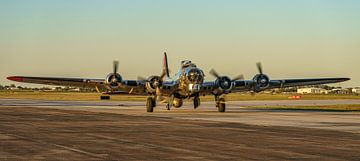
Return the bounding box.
[165,60,205,98]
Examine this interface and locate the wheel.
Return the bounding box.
[217,98,226,112]
[194,97,200,109]
[100,95,110,100]
[146,97,155,112]
[218,102,226,112]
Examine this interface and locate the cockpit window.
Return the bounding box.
[187,68,204,83]
[181,60,196,68]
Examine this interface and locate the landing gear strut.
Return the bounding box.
[215,95,226,112]
[146,97,156,112]
[194,96,200,109]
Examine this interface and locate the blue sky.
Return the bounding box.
[0,0,359,87]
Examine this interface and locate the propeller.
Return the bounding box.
[105,60,123,89]
[113,61,119,74]
[256,62,263,74]
[232,74,245,82]
[138,75,165,101]
[210,69,244,82]
[210,69,244,91]
[209,69,221,79]
[110,61,120,84]
[252,62,270,93]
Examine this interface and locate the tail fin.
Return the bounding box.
[163,52,170,78]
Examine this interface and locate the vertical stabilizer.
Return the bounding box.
[163,52,170,78]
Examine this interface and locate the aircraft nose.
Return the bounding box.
[189,84,201,92]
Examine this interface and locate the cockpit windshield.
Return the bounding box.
[186,68,204,83]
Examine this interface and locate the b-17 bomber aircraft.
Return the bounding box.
[7,52,350,112]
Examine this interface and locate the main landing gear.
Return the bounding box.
[215,95,226,112]
[146,97,156,112]
[146,96,173,112]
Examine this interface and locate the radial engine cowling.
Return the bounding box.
[145,76,162,94]
[253,74,270,92]
[215,76,233,92]
[106,73,123,88]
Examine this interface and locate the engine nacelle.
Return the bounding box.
[105,73,122,88]
[145,76,162,94]
[173,98,183,108]
[252,74,270,92]
[215,76,233,92]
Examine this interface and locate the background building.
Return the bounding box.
[297,88,328,94]
[352,88,360,94]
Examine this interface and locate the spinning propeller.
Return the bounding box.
[209,69,244,91]
[138,72,166,101]
[252,62,270,93]
[106,61,122,88]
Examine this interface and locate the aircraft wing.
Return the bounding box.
[6,76,148,95]
[201,77,349,94]
[267,78,350,89]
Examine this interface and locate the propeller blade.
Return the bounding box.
[232,75,244,81]
[113,61,119,74]
[256,62,263,74]
[209,69,220,78]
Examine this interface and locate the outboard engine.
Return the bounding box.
[105,61,123,89]
[106,73,122,89]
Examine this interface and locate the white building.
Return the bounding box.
[352,88,360,94]
[297,88,328,94]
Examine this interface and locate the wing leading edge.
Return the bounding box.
[7,76,106,90]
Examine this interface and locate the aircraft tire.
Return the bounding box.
[146,97,154,112]
[100,95,110,100]
[194,97,200,109]
[218,103,226,112]
[217,98,226,112]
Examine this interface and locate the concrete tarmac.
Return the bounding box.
[0,99,359,160]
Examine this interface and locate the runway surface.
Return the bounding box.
[0,99,359,160]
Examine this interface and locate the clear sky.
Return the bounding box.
[0,0,359,87]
